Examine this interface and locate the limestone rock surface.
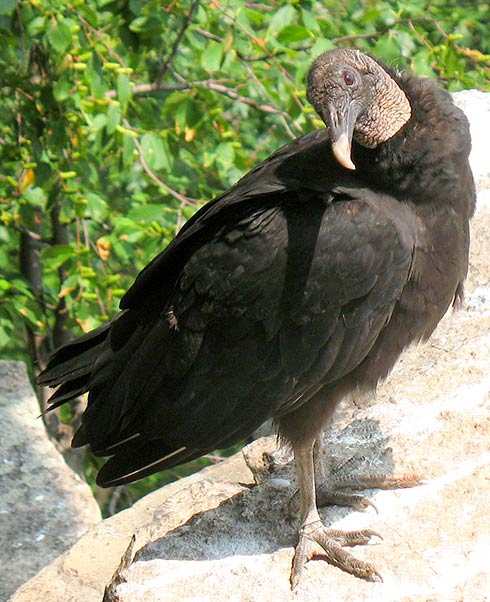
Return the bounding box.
[0,362,101,602]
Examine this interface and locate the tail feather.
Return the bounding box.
[37,322,112,406]
[96,442,201,487]
[45,377,89,410]
[38,322,112,385]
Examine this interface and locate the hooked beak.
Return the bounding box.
[322,100,359,171]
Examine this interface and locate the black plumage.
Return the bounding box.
[38,48,475,583]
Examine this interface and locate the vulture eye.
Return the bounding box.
[343,70,356,86]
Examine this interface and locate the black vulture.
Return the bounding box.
[38,48,475,584]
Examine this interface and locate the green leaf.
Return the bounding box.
[140,133,172,171]
[309,38,335,59]
[47,19,72,54]
[301,9,321,35]
[21,186,47,209]
[412,49,435,77]
[0,321,11,348]
[11,299,43,328]
[91,113,107,131]
[53,78,72,102]
[106,102,121,134]
[86,55,107,97]
[9,279,36,299]
[25,16,46,37]
[396,30,416,57]
[215,142,235,170]
[374,34,401,62]
[0,0,16,16]
[41,244,76,271]
[122,132,135,167]
[85,193,109,221]
[117,73,132,113]
[201,42,224,72]
[127,204,170,224]
[277,25,311,44]
[267,5,296,35]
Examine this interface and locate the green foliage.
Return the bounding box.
[0,0,488,514]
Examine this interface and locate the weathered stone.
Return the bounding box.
[453,90,490,190]
[0,361,101,601]
[10,442,259,602]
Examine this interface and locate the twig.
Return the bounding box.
[194,26,293,62]
[77,13,126,66]
[244,2,275,10]
[203,454,226,463]
[110,74,297,125]
[194,26,222,43]
[407,20,432,50]
[171,68,294,119]
[156,0,200,84]
[212,6,308,120]
[127,119,201,207]
[13,225,43,241]
[105,81,189,99]
[199,79,293,117]
[240,60,305,137]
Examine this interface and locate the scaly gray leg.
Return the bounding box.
[291,439,382,589]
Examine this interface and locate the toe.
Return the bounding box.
[291,525,383,587]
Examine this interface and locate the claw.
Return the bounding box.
[291,525,383,589]
[369,570,384,583]
[356,496,379,514]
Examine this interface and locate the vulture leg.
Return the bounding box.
[283,387,423,586]
[290,437,382,588]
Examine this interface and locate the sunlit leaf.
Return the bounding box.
[277,25,312,44]
[141,132,172,171]
[267,5,296,35]
[41,244,76,271]
[127,204,170,224]
[47,19,72,54]
[106,102,121,134]
[0,0,15,16]
[117,73,132,114]
[21,186,47,209]
[201,42,224,72]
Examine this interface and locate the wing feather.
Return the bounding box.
[40,132,417,486]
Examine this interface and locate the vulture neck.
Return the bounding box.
[353,60,411,149]
[352,74,472,208]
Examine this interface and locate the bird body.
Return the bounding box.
[38,48,475,582]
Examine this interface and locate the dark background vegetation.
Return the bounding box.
[1,0,489,515]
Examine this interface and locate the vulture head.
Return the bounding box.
[307,48,412,170]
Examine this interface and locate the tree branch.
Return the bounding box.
[105,81,189,98]
[198,79,294,117]
[107,76,298,125]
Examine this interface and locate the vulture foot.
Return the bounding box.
[291,521,383,588]
[316,472,424,512]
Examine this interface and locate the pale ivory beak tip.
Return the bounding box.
[331,134,356,171]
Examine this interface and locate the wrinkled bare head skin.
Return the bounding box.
[307,48,411,169]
